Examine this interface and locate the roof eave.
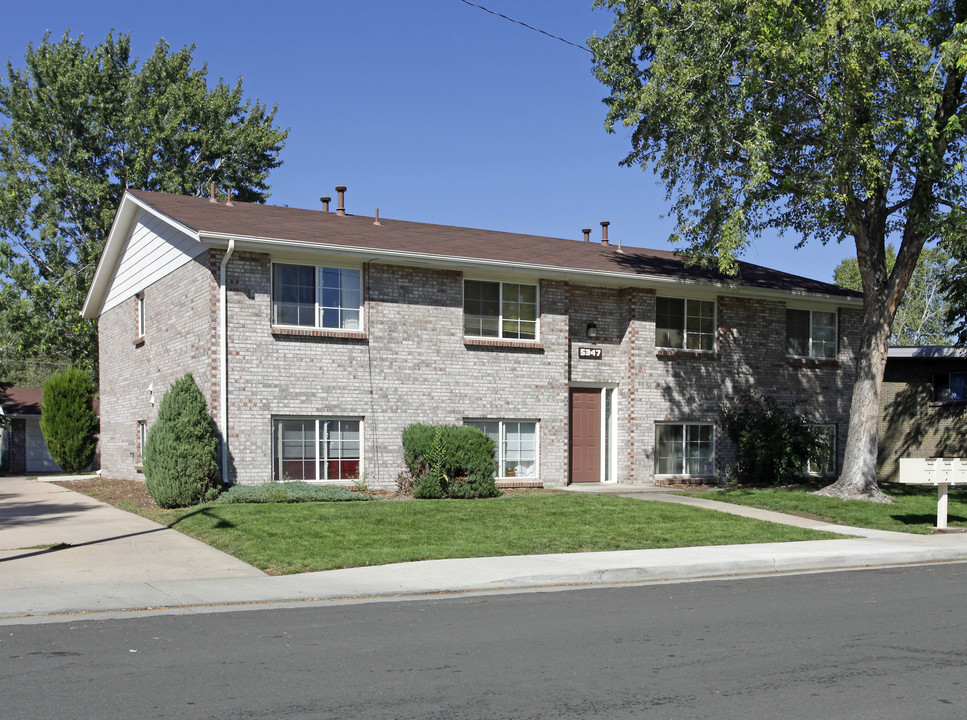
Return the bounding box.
[200,232,863,308]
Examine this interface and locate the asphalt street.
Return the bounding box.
[3,562,966,720]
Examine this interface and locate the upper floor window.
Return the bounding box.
[656,297,715,351]
[786,308,836,359]
[136,293,145,338]
[934,372,966,402]
[464,280,538,340]
[272,264,361,330]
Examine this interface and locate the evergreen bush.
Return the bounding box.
[720,395,828,485]
[40,367,98,473]
[402,423,500,499]
[143,373,220,508]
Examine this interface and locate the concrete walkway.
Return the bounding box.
[2,476,966,624]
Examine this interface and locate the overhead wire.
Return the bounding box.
[457,0,594,55]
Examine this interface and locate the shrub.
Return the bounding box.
[402,423,500,499]
[143,373,220,508]
[720,395,828,485]
[40,368,98,473]
[216,482,370,504]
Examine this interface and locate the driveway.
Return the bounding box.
[0,476,264,590]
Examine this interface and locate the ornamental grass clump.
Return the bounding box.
[402,423,500,499]
[143,373,220,508]
[40,367,99,473]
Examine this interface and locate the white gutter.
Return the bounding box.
[219,239,236,485]
[198,231,863,309]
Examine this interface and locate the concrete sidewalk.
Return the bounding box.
[2,476,967,624]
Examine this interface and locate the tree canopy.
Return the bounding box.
[833,245,955,346]
[0,31,288,385]
[590,0,967,500]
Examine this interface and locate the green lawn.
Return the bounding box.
[158,494,844,574]
[683,483,967,534]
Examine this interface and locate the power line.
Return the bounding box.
[458,0,594,55]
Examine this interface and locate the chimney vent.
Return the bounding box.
[600,221,610,245]
[582,228,591,243]
[320,196,331,213]
[335,185,347,216]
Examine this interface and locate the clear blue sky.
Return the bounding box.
[2,0,855,283]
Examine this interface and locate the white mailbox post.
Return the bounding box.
[898,458,967,529]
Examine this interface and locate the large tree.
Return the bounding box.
[833,245,955,346]
[590,0,967,501]
[0,31,288,385]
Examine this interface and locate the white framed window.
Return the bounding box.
[655,423,715,476]
[786,308,837,359]
[272,263,362,330]
[465,419,538,478]
[933,372,967,402]
[464,280,538,340]
[137,420,147,463]
[804,424,837,475]
[656,297,715,351]
[273,417,362,481]
[136,293,145,338]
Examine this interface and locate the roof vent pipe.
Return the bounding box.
[225,188,233,207]
[335,186,347,216]
[374,208,381,226]
[600,221,610,245]
[582,228,591,242]
[320,196,331,213]
[209,183,217,203]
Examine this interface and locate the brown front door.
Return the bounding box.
[570,388,601,483]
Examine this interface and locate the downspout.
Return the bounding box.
[219,239,236,486]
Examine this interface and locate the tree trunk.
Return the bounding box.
[814,301,893,503]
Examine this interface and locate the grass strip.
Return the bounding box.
[681,483,967,534]
[156,494,844,574]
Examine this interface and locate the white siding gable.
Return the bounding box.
[101,209,208,313]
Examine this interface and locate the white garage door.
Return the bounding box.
[25,418,63,473]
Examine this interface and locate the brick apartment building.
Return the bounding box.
[82,188,863,489]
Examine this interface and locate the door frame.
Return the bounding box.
[569,384,617,484]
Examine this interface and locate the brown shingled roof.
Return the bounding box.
[129,190,860,299]
[0,387,43,416]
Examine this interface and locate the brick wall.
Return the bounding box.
[97,245,860,488]
[98,253,217,480]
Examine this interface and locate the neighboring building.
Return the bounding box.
[82,189,863,489]
[1,387,63,474]
[878,347,967,482]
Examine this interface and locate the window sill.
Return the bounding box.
[464,337,543,350]
[786,356,839,367]
[496,478,542,488]
[656,349,719,360]
[271,326,367,341]
[929,400,967,407]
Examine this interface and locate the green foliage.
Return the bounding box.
[590,0,967,496]
[143,373,220,508]
[216,482,371,504]
[39,367,98,473]
[402,423,500,499]
[720,396,826,486]
[834,245,955,346]
[0,30,288,379]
